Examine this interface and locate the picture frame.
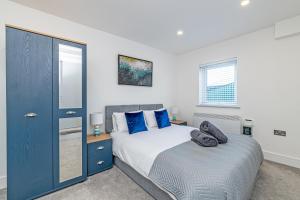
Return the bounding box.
[118,55,153,87]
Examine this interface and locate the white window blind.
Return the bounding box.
[199,58,237,106]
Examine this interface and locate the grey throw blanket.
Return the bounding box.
[149,133,263,200]
[190,129,218,147]
[200,121,228,144]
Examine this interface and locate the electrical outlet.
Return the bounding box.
[274,130,286,137]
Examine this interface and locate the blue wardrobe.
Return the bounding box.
[6,26,87,200]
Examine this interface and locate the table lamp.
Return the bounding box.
[171,107,179,121]
[90,112,103,136]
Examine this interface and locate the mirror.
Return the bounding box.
[59,117,82,182]
[59,44,82,109]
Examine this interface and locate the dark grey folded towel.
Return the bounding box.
[200,121,228,144]
[190,129,218,147]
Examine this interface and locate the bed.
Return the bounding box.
[106,104,263,200]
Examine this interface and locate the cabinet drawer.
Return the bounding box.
[88,139,112,155]
[88,139,112,176]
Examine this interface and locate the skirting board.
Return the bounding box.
[0,176,6,189]
[263,150,300,169]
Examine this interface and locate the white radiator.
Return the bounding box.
[193,113,242,134]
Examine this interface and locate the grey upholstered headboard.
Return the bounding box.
[105,104,163,133]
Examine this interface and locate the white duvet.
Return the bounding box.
[111,124,196,177]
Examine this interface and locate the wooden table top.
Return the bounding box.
[171,120,186,124]
[87,133,111,144]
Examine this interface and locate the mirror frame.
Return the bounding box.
[58,44,83,109]
[52,38,87,189]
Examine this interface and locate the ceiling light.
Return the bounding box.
[241,0,250,7]
[177,30,184,36]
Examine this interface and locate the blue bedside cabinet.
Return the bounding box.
[87,134,113,176]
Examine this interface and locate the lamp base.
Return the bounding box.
[93,125,102,136]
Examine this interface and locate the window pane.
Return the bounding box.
[200,59,237,105]
[207,66,234,87]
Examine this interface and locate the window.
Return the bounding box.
[199,58,238,107]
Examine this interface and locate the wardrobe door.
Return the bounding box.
[53,39,87,188]
[6,27,53,199]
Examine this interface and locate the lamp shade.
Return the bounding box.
[243,119,253,127]
[171,106,179,115]
[90,112,103,125]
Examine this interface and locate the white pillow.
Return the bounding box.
[112,110,143,132]
[143,110,158,128]
[112,115,118,132]
[112,112,128,132]
[144,108,165,128]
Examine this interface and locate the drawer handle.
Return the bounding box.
[97,161,104,165]
[97,146,104,150]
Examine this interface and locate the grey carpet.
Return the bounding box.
[0,160,300,200]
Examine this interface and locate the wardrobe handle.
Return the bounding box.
[66,111,76,115]
[24,113,38,118]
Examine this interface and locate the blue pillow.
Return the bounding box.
[154,109,171,129]
[125,111,148,134]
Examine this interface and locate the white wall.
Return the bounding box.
[0,0,7,190]
[0,0,176,188]
[175,26,300,168]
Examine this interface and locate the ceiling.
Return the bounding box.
[10,0,300,54]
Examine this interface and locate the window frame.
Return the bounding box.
[198,58,239,108]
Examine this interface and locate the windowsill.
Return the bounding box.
[197,104,240,109]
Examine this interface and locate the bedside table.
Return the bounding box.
[171,120,188,126]
[87,133,113,176]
